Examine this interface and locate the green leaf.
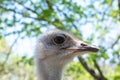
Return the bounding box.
[22,12,30,17]
[66,18,74,22]
[0,0,4,3]
[106,0,112,6]
[101,53,109,59]
[0,19,2,23]
[7,23,13,27]
[115,65,120,72]
[113,51,119,55]
[0,34,2,39]
[114,76,120,80]
[4,18,8,23]
[42,9,52,18]
[26,31,31,36]
[96,24,101,30]
[110,10,119,18]
[0,27,3,30]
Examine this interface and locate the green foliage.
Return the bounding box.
[0,38,10,54]
[0,55,35,80]
[64,62,94,80]
[0,0,120,80]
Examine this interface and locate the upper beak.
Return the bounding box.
[66,42,99,52]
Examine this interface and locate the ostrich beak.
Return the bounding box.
[67,42,99,52]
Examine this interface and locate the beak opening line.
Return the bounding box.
[66,45,99,52]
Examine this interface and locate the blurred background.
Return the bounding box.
[0,0,120,80]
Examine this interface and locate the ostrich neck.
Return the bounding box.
[36,59,64,80]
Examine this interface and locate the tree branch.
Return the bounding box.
[78,56,105,80]
[44,0,54,11]
[111,35,120,48]
[43,0,66,29]
[118,0,120,20]
[0,4,45,21]
[14,0,39,15]
[2,34,20,65]
[93,59,107,80]
[60,10,82,36]
[0,34,20,73]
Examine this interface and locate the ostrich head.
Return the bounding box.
[34,29,99,80]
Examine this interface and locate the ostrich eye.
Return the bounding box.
[53,35,65,45]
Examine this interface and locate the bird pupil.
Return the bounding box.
[54,36,65,44]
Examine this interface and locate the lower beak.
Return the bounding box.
[67,44,99,52]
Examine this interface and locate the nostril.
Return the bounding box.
[81,43,87,46]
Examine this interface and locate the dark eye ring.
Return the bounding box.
[53,35,65,45]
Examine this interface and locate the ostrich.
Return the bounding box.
[34,29,99,80]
